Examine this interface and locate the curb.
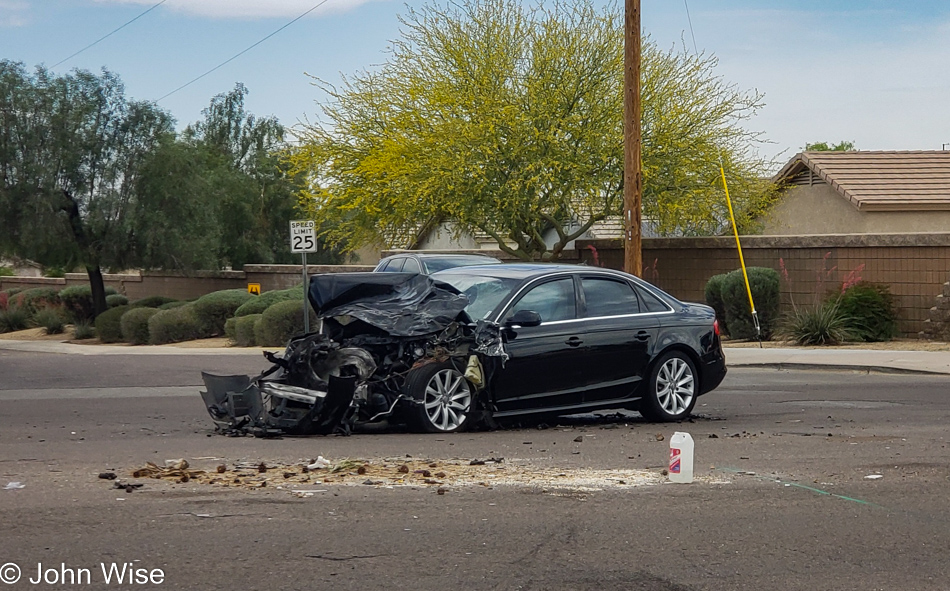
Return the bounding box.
[727,362,945,376]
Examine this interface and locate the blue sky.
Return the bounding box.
[1,0,949,167]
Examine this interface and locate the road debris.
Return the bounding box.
[132,461,206,483]
[4,481,25,490]
[98,472,117,480]
[864,474,884,480]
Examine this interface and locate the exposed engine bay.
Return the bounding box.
[200,273,506,436]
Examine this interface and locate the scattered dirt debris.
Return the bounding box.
[124,456,731,493]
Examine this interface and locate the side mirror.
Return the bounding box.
[505,310,542,328]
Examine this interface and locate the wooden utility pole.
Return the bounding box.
[623,0,642,277]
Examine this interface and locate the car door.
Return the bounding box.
[490,276,588,415]
[577,275,658,404]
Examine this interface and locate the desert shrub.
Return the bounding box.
[11,287,61,316]
[159,300,188,310]
[148,304,202,345]
[94,305,131,343]
[780,301,858,346]
[192,289,253,337]
[721,267,780,340]
[703,274,729,336]
[0,308,30,333]
[121,307,161,345]
[34,307,67,334]
[257,300,317,347]
[43,267,65,278]
[58,285,118,321]
[234,286,303,317]
[130,295,178,308]
[226,313,262,347]
[836,281,898,342]
[72,320,95,340]
[107,294,129,308]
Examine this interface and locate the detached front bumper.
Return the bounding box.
[200,372,359,436]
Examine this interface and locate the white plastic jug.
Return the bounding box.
[669,431,694,483]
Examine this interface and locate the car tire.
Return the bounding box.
[639,350,698,422]
[405,360,473,433]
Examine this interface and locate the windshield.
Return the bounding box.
[435,274,520,321]
[424,256,499,273]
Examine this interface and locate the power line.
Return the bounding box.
[682,0,699,55]
[52,0,169,68]
[156,0,331,103]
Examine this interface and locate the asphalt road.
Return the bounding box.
[1,350,949,590]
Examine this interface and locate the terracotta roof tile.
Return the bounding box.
[773,150,950,211]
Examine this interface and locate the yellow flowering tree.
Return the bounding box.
[289,0,778,260]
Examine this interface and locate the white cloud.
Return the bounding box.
[94,0,383,19]
[0,0,29,27]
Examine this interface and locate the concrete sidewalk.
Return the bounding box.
[724,346,950,375]
[4,337,950,375]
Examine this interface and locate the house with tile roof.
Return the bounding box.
[763,150,950,234]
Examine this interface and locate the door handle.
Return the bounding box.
[636,331,651,341]
[565,336,583,347]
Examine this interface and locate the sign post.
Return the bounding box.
[290,220,318,333]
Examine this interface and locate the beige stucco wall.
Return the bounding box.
[762,184,950,234]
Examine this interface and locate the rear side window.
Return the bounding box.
[506,278,576,323]
[582,278,640,317]
[379,258,405,272]
[635,286,671,312]
[402,258,422,273]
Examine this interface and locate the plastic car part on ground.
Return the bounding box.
[200,273,506,437]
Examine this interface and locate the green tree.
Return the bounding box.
[289,0,778,261]
[182,84,340,267]
[804,141,856,151]
[0,61,173,316]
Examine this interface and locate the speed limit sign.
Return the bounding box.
[290,220,317,253]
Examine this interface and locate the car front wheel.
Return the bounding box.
[405,361,473,433]
[639,351,697,422]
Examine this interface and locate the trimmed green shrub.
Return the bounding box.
[0,266,14,277]
[58,285,118,321]
[234,286,304,317]
[72,320,95,340]
[837,281,898,342]
[130,295,178,308]
[703,273,729,336]
[226,313,262,347]
[257,300,317,347]
[121,307,160,345]
[43,267,65,278]
[0,308,30,333]
[10,287,60,316]
[721,267,780,340]
[780,301,857,345]
[34,307,67,334]
[107,294,129,308]
[94,305,131,343]
[158,300,188,310]
[192,289,253,337]
[148,304,202,345]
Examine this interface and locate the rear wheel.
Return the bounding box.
[405,361,473,433]
[639,351,697,422]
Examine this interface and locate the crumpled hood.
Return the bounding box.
[308,272,470,337]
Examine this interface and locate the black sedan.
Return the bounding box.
[431,264,726,428]
[200,264,725,436]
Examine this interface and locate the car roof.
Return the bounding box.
[434,262,624,280]
[385,253,499,260]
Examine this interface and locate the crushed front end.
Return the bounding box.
[199,273,504,436]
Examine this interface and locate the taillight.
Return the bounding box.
[713,319,720,336]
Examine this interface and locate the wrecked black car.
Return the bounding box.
[200,264,726,436]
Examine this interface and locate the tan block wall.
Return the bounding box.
[578,234,950,337]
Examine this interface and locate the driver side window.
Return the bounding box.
[506,278,576,323]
